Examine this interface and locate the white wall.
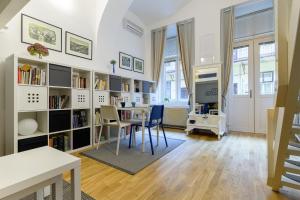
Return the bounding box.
[0,0,148,155]
[144,0,249,70]
[97,0,150,80]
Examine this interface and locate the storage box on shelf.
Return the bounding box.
[5,55,92,155]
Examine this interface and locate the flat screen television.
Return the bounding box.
[195,81,218,104]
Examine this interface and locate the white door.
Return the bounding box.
[229,36,275,133]
[254,38,275,133]
[228,41,255,133]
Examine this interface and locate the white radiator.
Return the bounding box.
[163,107,188,128]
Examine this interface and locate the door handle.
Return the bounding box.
[249,89,252,98]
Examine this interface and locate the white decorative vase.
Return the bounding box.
[18,118,38,136]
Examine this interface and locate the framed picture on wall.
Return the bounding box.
[119,52,133,71]
[133,57,144,73]
[65,32,93,60]
[21,14,62,52]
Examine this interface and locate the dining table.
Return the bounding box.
[117,106,150,153]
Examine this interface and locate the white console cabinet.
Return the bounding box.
[186,64,226,139]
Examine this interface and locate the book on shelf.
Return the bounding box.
[18,64,46,85]
[121,83,130,92]
[110,96,123,106]
[49,95,69,109]
[94,78,107,90]
[49,134,70,152]
[73,72,87,89]
[73,110,88,128]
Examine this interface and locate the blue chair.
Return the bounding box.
[128,105,168,155]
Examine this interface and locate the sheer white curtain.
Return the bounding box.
[152,27,167,91]
[221,7,235,111]
[177,18,195,108]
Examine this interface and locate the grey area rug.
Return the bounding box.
[21,181,95,200]
[81,134,185,175]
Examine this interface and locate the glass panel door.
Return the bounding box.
[232,46,249,96]
[229,41,255,133]
[259,42,275,95]
[254,38,275,133]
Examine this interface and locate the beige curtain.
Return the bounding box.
[177,19,195,107]
[221,7,234,111]
[152,27,167,91]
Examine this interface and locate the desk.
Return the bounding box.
[0,147,81,200]
[118,106,150,152]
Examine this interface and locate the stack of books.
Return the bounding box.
[18,64,46,85]
[73,110,88,128]
[49,135,70,152]
[49,95,69,109]
[94,78,107,90]
[110,96,123,106]
[73,72,87,88]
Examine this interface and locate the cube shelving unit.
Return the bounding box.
[5,55,92,154]
[91,71,157,146]
[5,54,157,155]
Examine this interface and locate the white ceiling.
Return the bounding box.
[129,0,193,25]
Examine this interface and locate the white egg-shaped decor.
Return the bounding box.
[18,118,38,136]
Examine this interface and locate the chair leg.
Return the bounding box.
[116,127,121,156]
[97,125,103,150]
[161,124,168,147]
[148,127,154,155]
[129,125,133,148]
[156,125,159,146]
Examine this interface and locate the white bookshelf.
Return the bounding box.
[5,55,92,154]
[4,54,157,154]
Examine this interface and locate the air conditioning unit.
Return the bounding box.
[123,18,144,37]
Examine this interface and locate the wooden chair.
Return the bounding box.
[97,105,131,155]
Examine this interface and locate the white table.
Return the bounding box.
[0,146,81,200]
[118,106,150,152]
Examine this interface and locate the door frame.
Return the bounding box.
[228,35,275,134]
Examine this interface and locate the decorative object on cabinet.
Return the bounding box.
[133,57,144,73]
[18,118,38,136]
[119,52,133,71]
[110,59,117,74]
[65,31,93,60]
[27,43,49,59]
[21,14,62,52]
[185,64,226,139]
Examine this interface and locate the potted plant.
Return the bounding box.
[110,59,117,74]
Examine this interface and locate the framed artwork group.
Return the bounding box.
[119,52,144,74]
[21,14,93,60]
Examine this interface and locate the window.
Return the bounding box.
[159,36,188,105]
[232,46,249,95]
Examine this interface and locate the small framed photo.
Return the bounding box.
[119,52,133,71]
[133,57,144,74]
[65,32,93,60]
[21,14,62,52]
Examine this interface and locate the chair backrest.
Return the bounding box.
[149,105,164,126]
[100,105,120,123]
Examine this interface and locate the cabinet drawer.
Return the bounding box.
[109,75,121,91]
[49,64,71,87]
[94,91,110,107]
[18,86,47,111]
[72,89,90,109]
